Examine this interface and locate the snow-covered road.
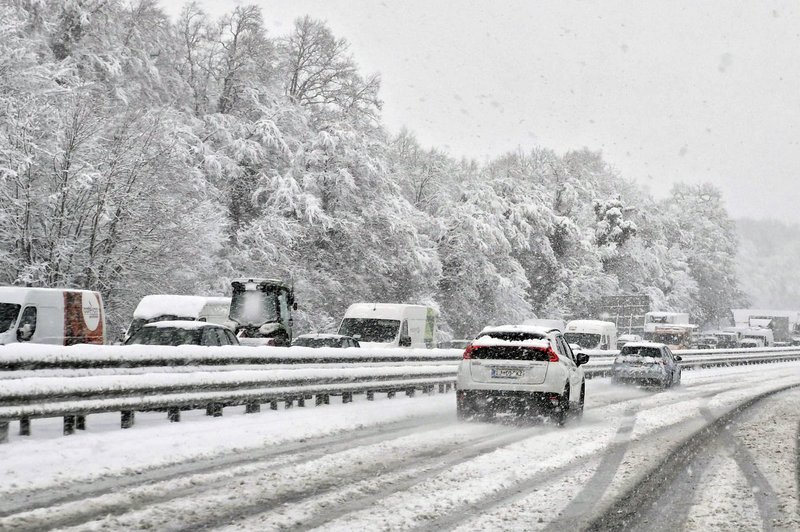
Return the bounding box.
[1,362,799,531]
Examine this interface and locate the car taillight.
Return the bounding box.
[547,347,559,362]
[463,344,477,359]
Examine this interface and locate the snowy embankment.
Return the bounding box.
[0,344,464,368]
[0,365,454,398]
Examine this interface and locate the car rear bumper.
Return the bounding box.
[457,389,560,411]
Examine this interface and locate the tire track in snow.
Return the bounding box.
[586,383,800,532]
[797,420,800,517]
[187,423,548,532]
[700,407,780,531]
[0,414,456,527]
[384,383,759,531]
[541,407,638,531]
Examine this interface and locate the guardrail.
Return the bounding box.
[1,344,799,443]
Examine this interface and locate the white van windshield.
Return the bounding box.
[339,318,400,342]
[563,333,601,349]
[0,303,20,334]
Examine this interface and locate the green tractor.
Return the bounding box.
[229,278,295,346]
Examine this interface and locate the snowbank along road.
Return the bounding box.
[0,362,799,531]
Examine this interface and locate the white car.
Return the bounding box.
[611,342,682,388]
[456,325,589,424]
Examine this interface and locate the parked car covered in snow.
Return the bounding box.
[611,342,681,388]
[124,321,239,346]
[125,295,232,342]
[291,333,360,348]
[456,324,589,424]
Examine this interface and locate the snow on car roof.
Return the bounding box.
[133,295,230,319]
[472,336,551,348]
[295,333,352,339]
[0,286,99,305]
[479,324,555,335]
[142,320,222,329]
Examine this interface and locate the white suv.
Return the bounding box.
[456,325,590,424]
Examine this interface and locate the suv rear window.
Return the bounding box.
[476,332,545,342]
[471,331,551,361]
[620,346,663,358]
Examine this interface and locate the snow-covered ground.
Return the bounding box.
[0,362,798,530]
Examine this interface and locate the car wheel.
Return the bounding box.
[456,398,474,421]
[551,385,570,426]
[575,382,585,419]
[662,375,671,389]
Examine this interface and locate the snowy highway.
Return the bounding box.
[0,362,798,531]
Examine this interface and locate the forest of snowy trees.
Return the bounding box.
[0,1,747,336]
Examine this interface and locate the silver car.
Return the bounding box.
[611,342,682,388]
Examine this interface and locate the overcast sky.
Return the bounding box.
[161,0,800,223]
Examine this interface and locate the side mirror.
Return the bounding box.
[17,323,34,342]
[675,355,683,362]
[399,335,412,347]
[576,352,590,366]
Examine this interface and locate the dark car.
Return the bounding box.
[291,333,360,348]
[124,321,239,346]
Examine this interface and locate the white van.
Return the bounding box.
[126,295,233,341]
[564,320,617,350]
[0,287,106,345]
[338,303,438,349]
[740,328,774,347]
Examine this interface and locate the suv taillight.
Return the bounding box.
[546,346,559,362]
[463,344,477,359]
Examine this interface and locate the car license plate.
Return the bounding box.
[491,367,524,379]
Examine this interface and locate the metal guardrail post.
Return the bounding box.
[121,410,135,429]
[64,415,76,435]
[245,403,260,413]
[168,408,181,422]
[366,391,375,401]
[76,415,86,430]
[0,421,8,443]
[19,417,30,436]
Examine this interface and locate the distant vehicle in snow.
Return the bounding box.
[706,331,739,349]
[292,333,360,348]
[690,335,718,350]
[611,342,682,388]
[739,328,774,347]
[124,321,239,346]
[564,320,617,350]
[643,311,690,340]
[617,333,643,349]
[337,303,438,349]
[738,338,763,348]
[0,286,106,346]
[651,324,698,350]
[439,339,472,349]
[126,295,232,342]
[456,324,589,424]
[229,278,295,347]
[522,318,566,332]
